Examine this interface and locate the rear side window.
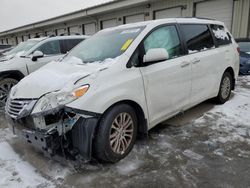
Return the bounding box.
[211,25,232,46]
[36,40,61,55]
[180,24,214,54]
[60,39,84,54]
[143,25,182,59]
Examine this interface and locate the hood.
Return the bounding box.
[11,57,118,99]
[0,51,26,62]
[0,54,15,62]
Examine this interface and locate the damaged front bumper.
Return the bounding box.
[6,106,100,162]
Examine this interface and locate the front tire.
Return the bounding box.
[93,104,138,163]
[215,72,233,104]
[0,78,18,108]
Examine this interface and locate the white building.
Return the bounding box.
[0,0,249,45]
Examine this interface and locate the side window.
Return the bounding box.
[211,24,232,46]
[36,40,61,55]
[143,25,182,59]
[61,39,84,54]
[180,24,214,54]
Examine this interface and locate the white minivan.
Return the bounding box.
[6,18,239,163]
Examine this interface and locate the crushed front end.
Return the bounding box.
[5,98,99,163]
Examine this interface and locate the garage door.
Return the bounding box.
[23,35,29,41]
[83,23,96,35]
[154,7,182,19]
[56,28,66,36]
[30,33,36,39]
[17,36,23,44]
[101,19,117,29]
[195,0,233,30]
[124,14,145,24]
[45,31,55,37]
[36,33,44,37]
[68,26,80,35]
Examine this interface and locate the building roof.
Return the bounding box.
[0,0,149,36]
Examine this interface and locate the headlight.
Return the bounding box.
[32,85,89,114]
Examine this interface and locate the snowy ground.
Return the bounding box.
[0,76,250,188]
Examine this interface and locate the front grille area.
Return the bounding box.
[6,99,35,119]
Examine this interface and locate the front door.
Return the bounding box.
[139,25,192,127]
[27,40,63,73]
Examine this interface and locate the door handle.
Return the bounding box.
[192,58,200,64]
[181,61,190,68]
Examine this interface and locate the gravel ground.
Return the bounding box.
[0,76,250,188]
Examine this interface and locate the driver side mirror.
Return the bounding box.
[32,51,44,61]
[143,48,169,64]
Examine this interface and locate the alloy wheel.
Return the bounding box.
[221,76,231,100]
[109,112,134,155]
[0,81,16,107]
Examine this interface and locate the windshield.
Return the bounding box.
[5,40,39,56]
[63,27,144,63]
[238,42,250,53]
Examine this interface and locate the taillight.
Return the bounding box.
[237,47,240,54]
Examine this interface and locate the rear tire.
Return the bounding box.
[93,104,138,163]
[214,72,233,104]
[0,78,18,108]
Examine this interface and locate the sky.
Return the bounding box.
[0,0,111,32]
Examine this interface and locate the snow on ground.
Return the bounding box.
[0,142,53,188]
[195,76,250,145]
[0,76,249,188]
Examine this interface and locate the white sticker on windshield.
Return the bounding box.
[121,28,140,34]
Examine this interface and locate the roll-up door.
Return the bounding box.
[195,0,233,30]
[36,32,43,37]
[83,23,96,35]
[30,33,36,39]
[124,14,145,24]
[101,19,117,29]
[68,26,80,35]
[23,35,29,41]
[17,36,23,44]
[56,28,66,36]
[45,31,55,36]
[154,7,182,19]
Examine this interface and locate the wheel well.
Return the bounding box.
[0,71,25,81]
[224,67,235,90]
[103,100,148,137]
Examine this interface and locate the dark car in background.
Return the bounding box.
[236,38,250,75]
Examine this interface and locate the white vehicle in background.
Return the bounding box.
[0,39,39,61]
[0,35,88,106]
[6,18,239,163]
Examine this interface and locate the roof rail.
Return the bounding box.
[184,16,215,21]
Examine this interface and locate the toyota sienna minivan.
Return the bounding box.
[0,35,88,107]
[6,18,239,163]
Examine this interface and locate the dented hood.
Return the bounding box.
[12,57,117,99]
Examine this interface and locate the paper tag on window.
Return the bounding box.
[121,39,133,51]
